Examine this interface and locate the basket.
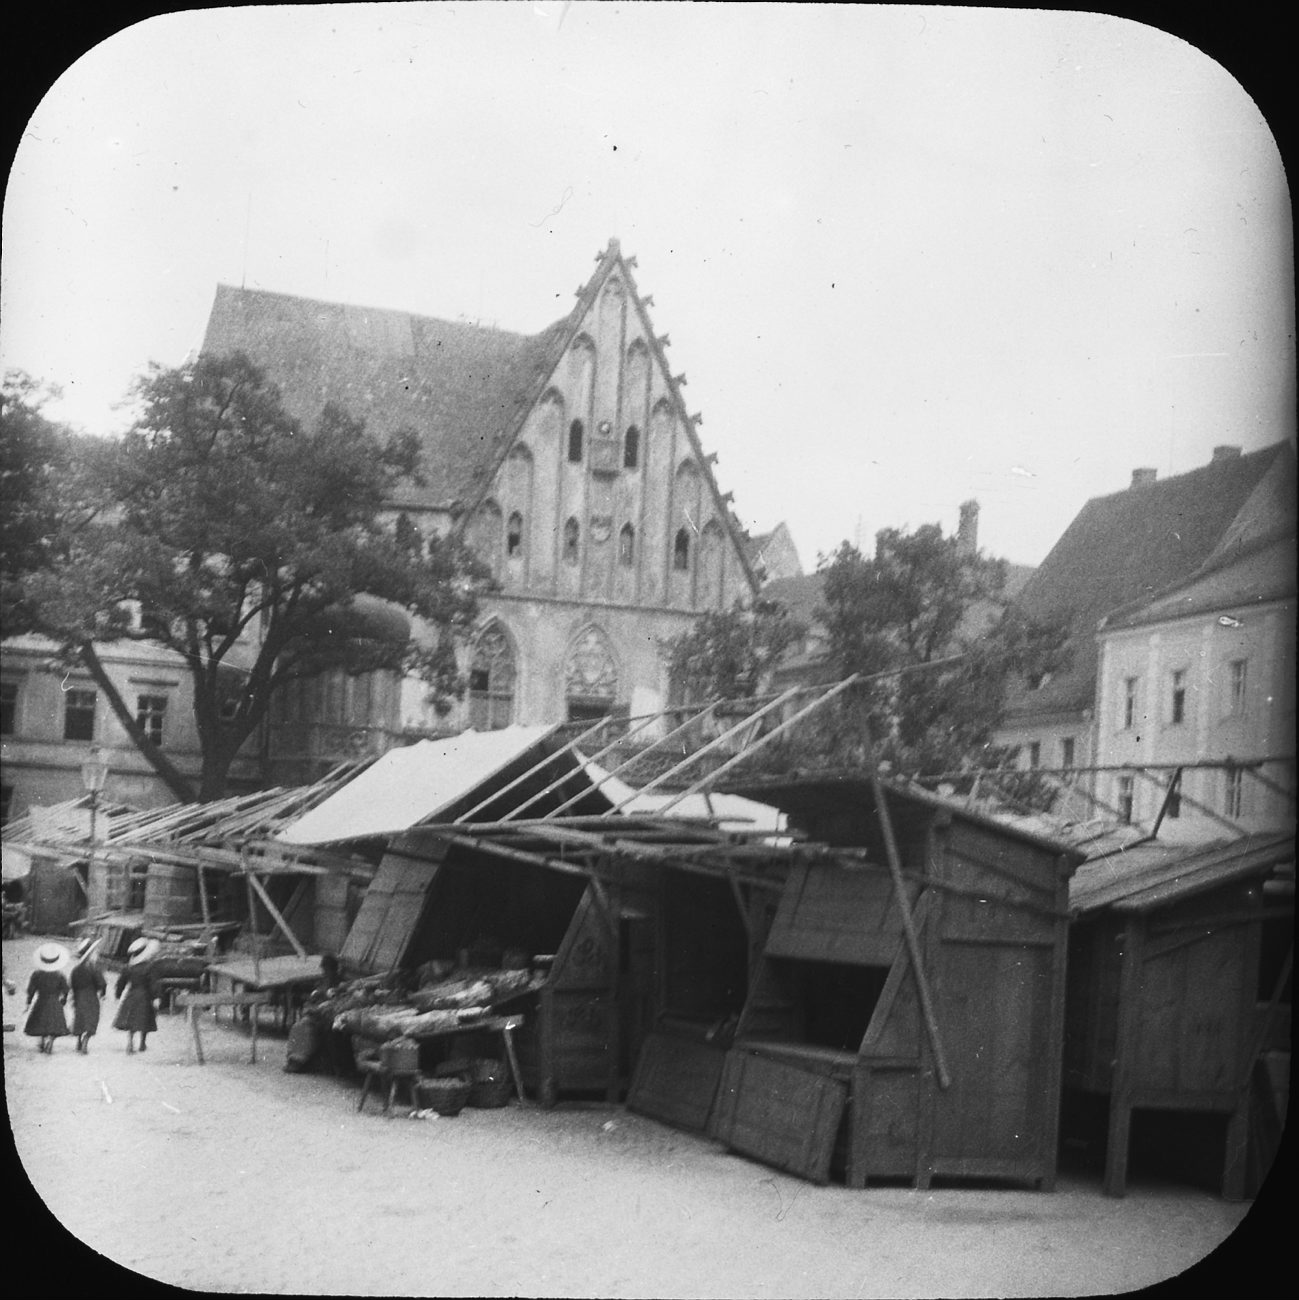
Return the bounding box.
[468,1058,512,1109]
[418,1077,471,1117]
[380,1037,421,1074]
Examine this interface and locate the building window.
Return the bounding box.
[1164,783,1182,820]
[1170,669,1187,725]
[1224,767,1244,819]
[0,681,18,735]
[1060,736,1075,770]
[506,511,524,558]
[136,694,168,747]
[618,523,635,567]
[1027,741,1041,770]
[562,517,580,565]
[63,689,97,742]
[467,625,516,732]
[1113,769,1133,821]
[673,528,691,572]
[1122,677,1138,730]
[623,425,640,469]
[567,419,585,463]
[1228,659,1247,715]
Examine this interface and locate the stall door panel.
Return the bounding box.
[934,941,1052,1161]
[713,1049,847,1184]
[340,853,441,973]
[627,1032,726,1133]
[851,1063,923,1181]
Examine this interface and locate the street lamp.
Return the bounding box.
[80,746,109,908]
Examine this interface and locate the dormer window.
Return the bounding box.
[623,425,640,469]
[568,420,584,463]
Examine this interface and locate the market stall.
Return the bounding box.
[707,774,1083,1189]
[1063,831,1293,1199]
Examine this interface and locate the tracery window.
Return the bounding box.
[507,511,524,558]
[468,624,517,732]
[618,523,635,567]
[623,425,640,469]
[568,420,585,463]
[563,517,580,565]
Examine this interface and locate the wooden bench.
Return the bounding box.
[157,976,207,1014]
[176,991,275,1065]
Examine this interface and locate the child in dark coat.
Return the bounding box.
[25,944,71,1053]
[113,937,160,1053]
[69,937,108,1053]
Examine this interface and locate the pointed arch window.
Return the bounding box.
[506,511,524,558]
[623,425,640,469]
[563,517,581,565]
[568,420,585,463]
[673,527,691,572]
[618,523,635,567]
[468,624,517,731]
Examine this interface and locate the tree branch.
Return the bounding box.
[78,642,197,802]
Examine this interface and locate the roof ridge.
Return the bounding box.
[215,281,543,346]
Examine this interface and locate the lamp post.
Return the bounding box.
[80,746,109,911]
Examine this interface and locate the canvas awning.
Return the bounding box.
[276,725,574,845]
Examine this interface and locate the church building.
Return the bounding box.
[201,239,759,778]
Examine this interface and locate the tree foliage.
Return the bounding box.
[660,600,807,705]
[13,353,491,800]
[809,528,1071,773]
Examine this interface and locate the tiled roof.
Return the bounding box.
[1005,442,1293,718]
[202,284,572,508]
[1069,830,1294,915]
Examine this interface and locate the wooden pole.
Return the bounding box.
[243,853,261,985]
[861,723,951,1090]
[247,871,309,959]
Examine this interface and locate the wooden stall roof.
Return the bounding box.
[721,771,1088,862]
[1068,831,1296,915]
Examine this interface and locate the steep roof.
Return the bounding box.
[1005,442,1294,719]
[202,284,570,509]
[1069,831,1294,915]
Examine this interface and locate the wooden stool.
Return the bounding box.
[357,1061,422,1116]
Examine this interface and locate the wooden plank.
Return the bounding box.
[765,861,916,966]
[850,1063,922,1185]
[627,1033,726,1133]
[339,846,442,972]
[712,1049,847,1185]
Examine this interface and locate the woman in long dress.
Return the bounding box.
[113,937,160,1053]
[69,937,108,1053]
[25,943,71,1053]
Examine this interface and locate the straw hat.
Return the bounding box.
[37,943,69,970]
[127,937,160,964]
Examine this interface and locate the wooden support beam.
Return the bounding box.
[246,870,309,959]
[862,722,951,1090]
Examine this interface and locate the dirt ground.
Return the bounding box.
[1,933,1280,1298]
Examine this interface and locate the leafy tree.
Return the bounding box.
[809,527,1071,774]
[660,600,807,705]
[16,352,491,801]
[0,372,102,633]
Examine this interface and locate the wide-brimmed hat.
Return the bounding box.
[37,943,69,970]
[127,937,160,964]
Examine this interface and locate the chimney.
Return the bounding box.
[1130,467,1158,489]
[957,500,980,555]
[1211,444,1242,463]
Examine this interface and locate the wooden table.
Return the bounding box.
[176,991,275,1064]
[407,1013,527,1103]
[206,956,325,1028]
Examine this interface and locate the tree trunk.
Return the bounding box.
[78,642,197,802]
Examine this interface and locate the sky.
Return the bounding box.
[2,3,1293,568]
